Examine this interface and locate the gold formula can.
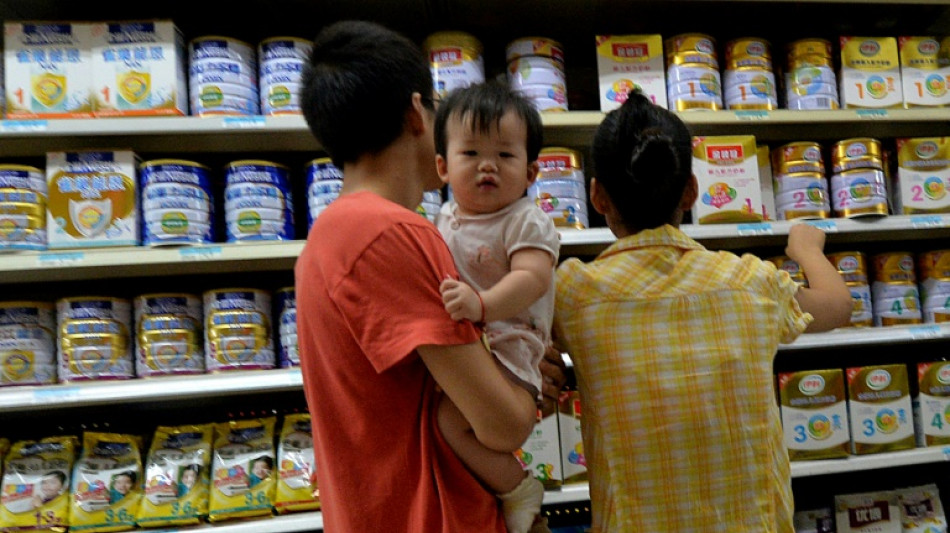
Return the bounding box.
[873,252,917,283]
[919,249,950,281]
[424,31,485,98]
[772,142,825,175]
[828,251,868,284]
[832,138,883,173]
[725,37,772,70]
[665,33,719,69]
[766,255,808,287]
[787,39,833,61]
[505,37,564,63]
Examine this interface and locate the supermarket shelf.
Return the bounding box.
[542,483,591,505]
[780,323,950,351]
[0,368,303,413]
[791,447,950,478]
[193,512,324,533]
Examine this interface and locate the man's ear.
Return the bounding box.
[406,92,427,136]
[436,154,450,185]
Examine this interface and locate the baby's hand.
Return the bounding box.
[439,278,483,322]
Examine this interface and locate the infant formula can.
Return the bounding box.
[537,197,588,229]
[203,288,274,371]
[134,293,203,376]
[917,250,950,323]
[723,68,777,110]
[899,36,950,107]
[224,160,294,241]
[766,255,808,287]
[0,301,56,386]
[529,179,586,202]
[259,37,311,115]
[140,159,214,245]
[596,34,667,110]
[0,164,47,251]
[537,147,586,187]
[828,251,873,326]
[894,137,950,214]
[773,179,831,221]
[506,37,564,63]
[788,39,834,61]
[665,33,719,69]
[725,37,772,70]
[667,65,722,111]
[189,59,257,88]
[276,287,297,368]
[839,36,903,109]
[306,157,343,228]
[847,364,915,454]
[772,142,824,175]
[830,168,889,217]
[787,39,839,110]
[914,360,950,445]
[779,369,850,460]
[831,138,883,174]
[56,296,133,381]
[424,31,484,99]
[871,254,922,325]
[508,57,566,86]
[514,83,568,111]
[874,251,917,284]
[189,36,258,116]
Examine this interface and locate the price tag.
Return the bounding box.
[736,223,774,236]
[223,117,266,129]
[910,215,946,229]
[734,110,770,121]
[1,120,49,132]
[33,386,81,404]
[804,220,839,232]
[855,109,889,119]
[285,367,303,385]
[909,325,942,340]
[942,446,950,461]
[179,246,222,261]
[36,252,85,267]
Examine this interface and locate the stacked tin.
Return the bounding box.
[224,160,294,241]
[830,138,889,217]
[56,297,133,381]
[771,142,831,220]
[506,37,568,112]
[424,31,485,99]
[134,293,204,377]
[0,165,47,251]
[0,301,56,386]
[872,252,922,326]
[723,37,778,110]
[258,37,312,116]
[917,250,950,323]
[189,36,260,116]
[785,39,840,110]
[140,159,215,245]
[203,288,275,372]
[530,147,588,229]
[276,287,297,367]
[417,190,442,223]
[765,256,808,287]
[665,33,723,111]
[306,157,343,229]
[827,251,873,327]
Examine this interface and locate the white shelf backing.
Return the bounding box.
[781,324,950,351]
[0,368,303,413]
[791,447,950,478]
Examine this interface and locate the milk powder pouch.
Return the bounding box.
[46,150,139,249]
[516,410,562,489]
[914,360,950,446]
[793,508,834,533]
[136,424,212,528]
[91,21,187,117]
[596,35,666,111]
[275,414,318,514]
[0,438,9,461]
[836,490,902,533]
[70,433,143,533]
[4,22,94,118]
[0,436,77,531]
[846,364,916,454]
[894,138,950,214]
[840,37,903,109]
[779,369,850,460]
[558,390,586,484]
[208,418,276,522]
[896,484,947,533]
[691,136,764,223]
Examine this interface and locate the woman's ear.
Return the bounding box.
[589,178,611,216]
[679,174,698,211]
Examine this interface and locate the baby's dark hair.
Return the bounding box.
[115,471,136,483]
[253,456,274,469]
[591,90,692,230]
[434,82,543,162]
[44,470,67,484]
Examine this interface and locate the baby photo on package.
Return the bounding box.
[0,436,77,530]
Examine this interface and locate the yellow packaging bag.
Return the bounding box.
[275,414,318,514]
[208,417,276,522]
[0,438,10,461]
[0,436,78,531]
[136,424,212,528]
[69,433,142,533]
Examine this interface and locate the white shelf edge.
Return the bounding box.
[781,323,950,350]
[169,511,323,533]
[791,446,950,478]
[542,483,591,505]
[0,368,302,412]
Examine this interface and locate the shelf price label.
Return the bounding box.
[734,110,770,121]
[855,109,889,120]
[910,215,946,229]
[222,117,266,129]
[1,120,49,132]
[909,325,942,341]
[736,222,774,236]
[36,252,85,267]
[804,220,839,233]
[32,386,81,404]
[179,246,223,262]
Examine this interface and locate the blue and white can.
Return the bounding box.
[0,301,56,386]
[189,36,258,116]
[276,287,297,367]
[306,158,343,228]
[0,165,47,251]
[140,159,215,245]
[134,293,204,377]
[225,160,294,241]
[259,37,312,115]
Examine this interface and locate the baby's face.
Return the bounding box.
[113,475,132,494]
[181,469,197,487]
[438,109,536,216]
[252,461,270,479]
[40,475,62,497]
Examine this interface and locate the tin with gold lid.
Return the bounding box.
[831,138,883,173]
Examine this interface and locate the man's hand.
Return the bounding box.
[539,345,567,417]
[440,278,483,322]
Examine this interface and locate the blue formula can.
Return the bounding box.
[0,301,56,386]
[276,286,297,367]
[140,159,215,245]
[224,160,294,241]
[305,158,342,228]
[0,165,48,251]
[189,36,259,116]
[259,37,311,116]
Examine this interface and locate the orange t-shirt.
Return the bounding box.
[295,191,505,533]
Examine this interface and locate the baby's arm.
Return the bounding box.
[440,247,553,323]
[786,224,852,332]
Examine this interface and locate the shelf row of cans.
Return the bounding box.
[0,288,298,387]
[794,484,946,533]
[3,21,312,119]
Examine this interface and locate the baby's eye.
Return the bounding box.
[500,152,515,158]
[462,150,478,157]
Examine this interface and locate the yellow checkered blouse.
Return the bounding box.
[554,225,811,533]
